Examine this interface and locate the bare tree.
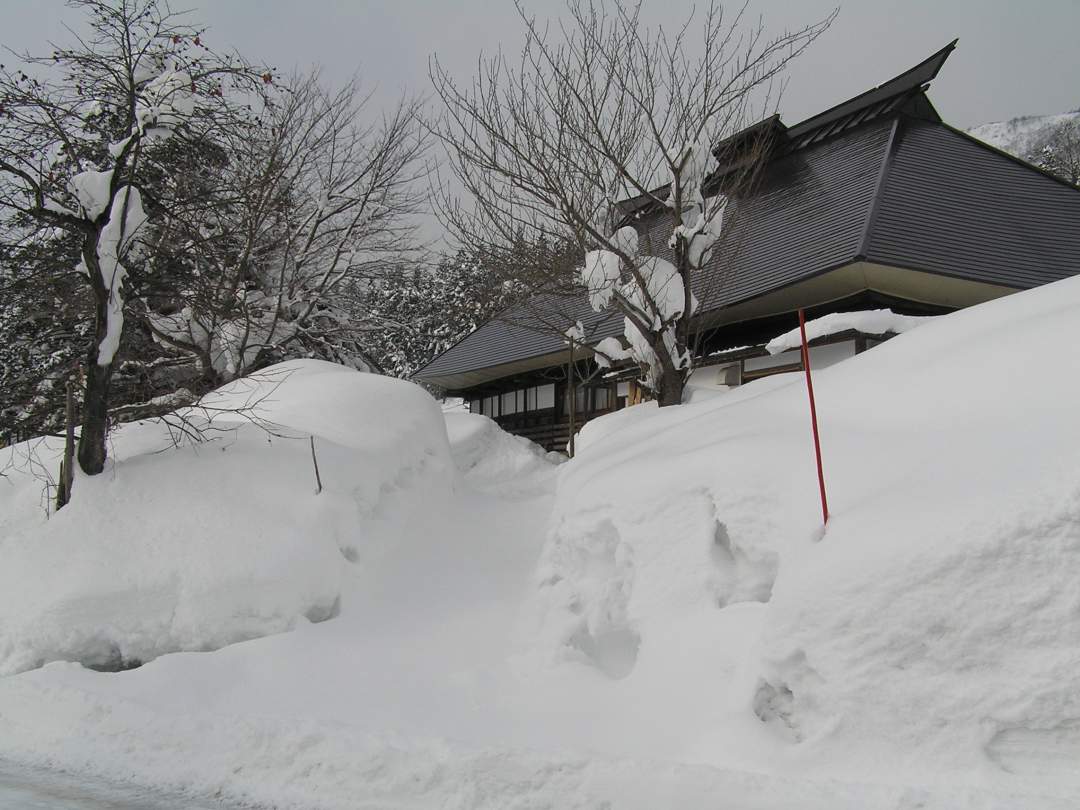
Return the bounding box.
[142,70,429,385]
[0,0,267,475]
[431,0,832,405]
[1027,118,1080,187]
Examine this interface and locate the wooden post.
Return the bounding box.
[799,309,829,526]
[566,338,576,458]
[56,378,76,510]
[309,435,323,494]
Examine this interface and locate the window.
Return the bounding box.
[537,384,555,410]
[594,387,610,410]
[469,399,481,414]
[501,391,518,416]
[483,384,557,417]
[566,386,589,413]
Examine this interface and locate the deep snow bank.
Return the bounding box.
[445,412,564,494]
[0,360,453,675]
[527,275,1080,793]
[2,285,1079,806]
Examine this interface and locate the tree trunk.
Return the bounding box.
[78,349,114,475]
[655,324,687,408]
[55,378,77,510]
[77,244,115,475]
[566,338,576,458]
[656,370,684,407]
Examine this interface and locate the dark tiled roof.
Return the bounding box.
[698,117,894,309]
[417,294,624,386]
[417,119,893,384]
[782,40,954,148]
[866,121,1080,287]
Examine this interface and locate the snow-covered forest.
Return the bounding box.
[3,1,1080,809]
[968,110,1080,185]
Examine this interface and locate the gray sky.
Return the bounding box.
[3,0,1078,130]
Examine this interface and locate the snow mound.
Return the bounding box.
[572,400,658,453]
[441,396,468,413]
[444,412,563,494]
[0,361,453,675]
[525,275,1080,796]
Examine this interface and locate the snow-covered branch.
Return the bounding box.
[139,69,428,383]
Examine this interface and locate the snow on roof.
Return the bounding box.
[766,309,936,355]
[707,344,756,357]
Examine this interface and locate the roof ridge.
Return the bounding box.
[857,117,904,260]
[788,40,957,139]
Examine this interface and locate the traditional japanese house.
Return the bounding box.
[414,42,1080,451]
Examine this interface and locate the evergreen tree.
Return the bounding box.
[1027,118,1080,186]
[365,252,516,381]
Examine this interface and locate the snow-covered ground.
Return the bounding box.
[0,759,225,809]
[2,275,1080,808]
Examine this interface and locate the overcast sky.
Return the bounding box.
[2,0,1078,130]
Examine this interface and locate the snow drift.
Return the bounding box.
[444,411,564,494]
[527,274,1080,795]
[0,360,453,675]
[3,276,1080,807]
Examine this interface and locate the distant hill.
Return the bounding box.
[967,110,1080,158]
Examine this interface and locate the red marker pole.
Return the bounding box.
[799,308,829,525]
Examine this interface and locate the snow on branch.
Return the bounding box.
[95,186,148,366]
[70,170,115,219]
[581,250,621,310]
[135,65,196,137]
[564,320,586,343]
